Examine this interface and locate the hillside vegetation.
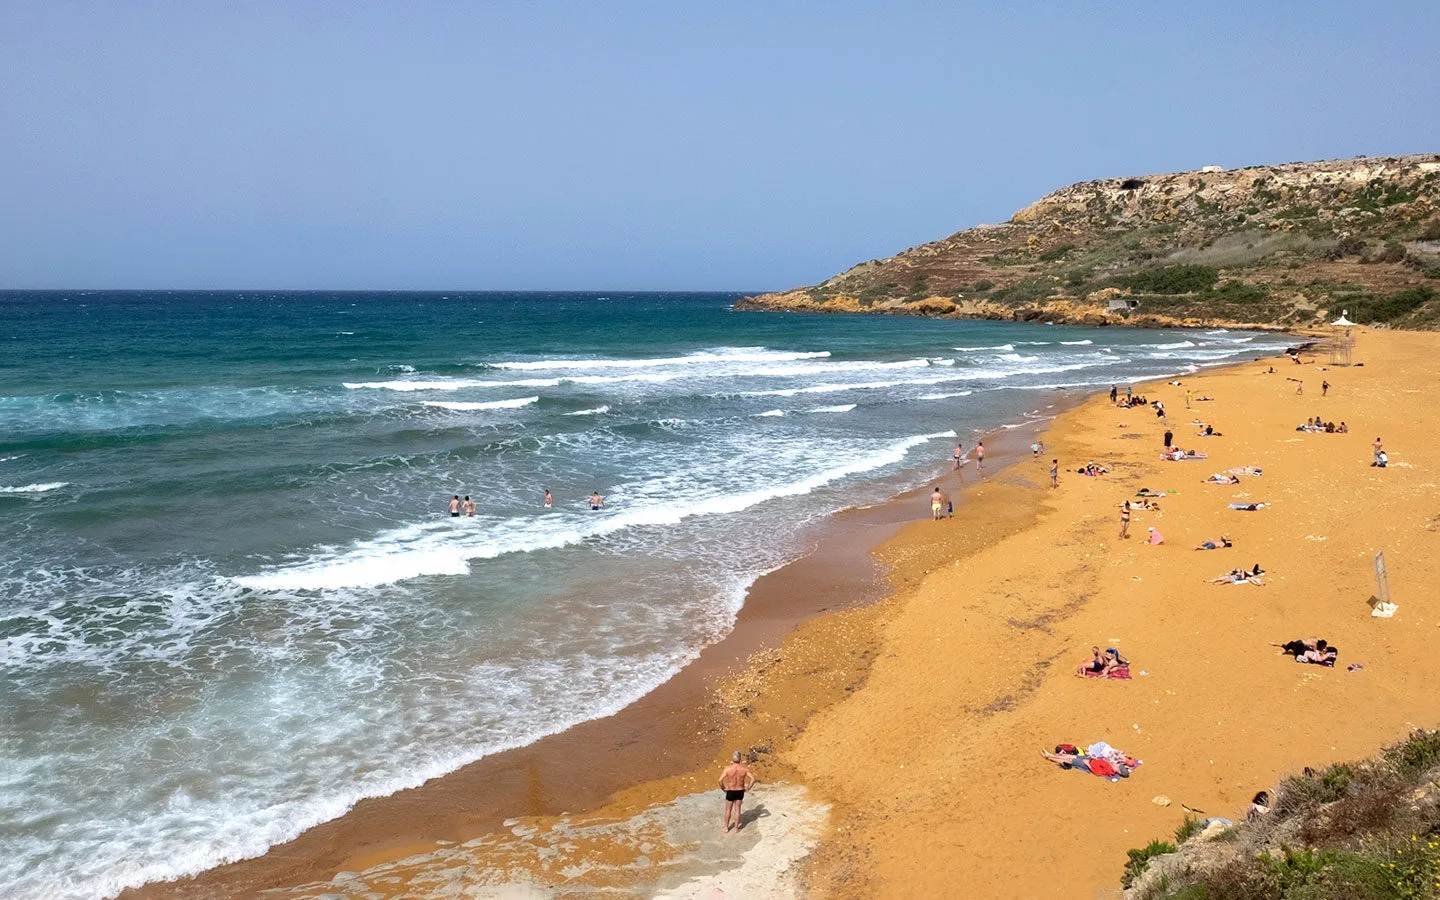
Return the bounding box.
[737,154,1440,330]
[1121,730,1440,899]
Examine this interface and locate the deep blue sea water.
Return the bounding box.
[0,291,1290,897]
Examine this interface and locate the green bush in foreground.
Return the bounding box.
[1125,730,1440,899]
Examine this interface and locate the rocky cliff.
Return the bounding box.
[737,154,1440,330]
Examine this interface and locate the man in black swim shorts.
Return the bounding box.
[718,750,756,833]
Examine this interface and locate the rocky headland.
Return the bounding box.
[737,154,1440,330]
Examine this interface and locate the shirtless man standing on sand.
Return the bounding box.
[930,486,945,520]
[975,441,985,475]
[719,750,756,833]
[952,442,964,470]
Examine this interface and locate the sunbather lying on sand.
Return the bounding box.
[1209,565,1265,585]
[1226,466,1262,477]
[1271,638,1337,666]
[1077,461,1110,476]
[1135,489,1164,498]
[1076,646,1129,677]
[1195,536,1232,550]
[1228,502,1269,511]
[1041,742,1141,778]
[1205,473,1241,485]
[1132,498,1160,510]
[1162,448,1207,461]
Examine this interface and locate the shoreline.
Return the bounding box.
[127,398,1067,898]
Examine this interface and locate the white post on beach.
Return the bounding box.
[1375,551,1390,606]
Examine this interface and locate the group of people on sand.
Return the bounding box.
[446,488,602,517]
[1161,446,1206,461]
[1076,645,1130,678]
[1111,384,1152,410]
[1296,417,1347,434]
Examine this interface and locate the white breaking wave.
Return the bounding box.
[230,430,955,592]
[918,390,975,400]
[754,409,786,417]
[422,397,539,411]
[565,405,610,416]
[0,482,68,494]
[809,404,857,413]
[1205,329,1230,334]
[996,353,1040,362]
[1060,339,1094,345]
[1150,340,1197,350]
[955,343,1014,352]
[491,349,831,370]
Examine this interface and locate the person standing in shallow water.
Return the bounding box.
[462,496,475,517]
[975,441,985,475]
[719,750,756,834]
[543,489,553,509]
[589,491,604,510]
[448,495,461,517]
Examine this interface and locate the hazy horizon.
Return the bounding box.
[3,2,1437,291]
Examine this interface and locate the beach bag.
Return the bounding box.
[1055,743,1079,755]
[1088,758,1118,778]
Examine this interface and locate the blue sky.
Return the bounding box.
[1,2,1436,290]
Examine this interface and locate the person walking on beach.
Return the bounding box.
[1163,428,1174,449]
[719,751,756,834]
[448,495,461,517]
[975,441,985,475]
[1049,458,1059,488]
[1110,385,1118,404]
[1322,380,1330,397]
[544,489,553,509]
[1118,501,1132,539]
[1185,389,1192,409]
[462,496,475,517]
[952,443,964,470]
[931,486,945,520]
[589,491,604,510]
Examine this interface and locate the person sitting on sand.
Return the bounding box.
[1196,424,1221,437]
[1076,646,1128,677]
[718,750,756,833]
[1337,421,1349,433]
[1248,790,1272,820]
[1195,536,1232,550]
[1147,526,1164,545]
[1205,473,1241,485]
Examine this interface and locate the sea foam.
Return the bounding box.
[422,397,539,411]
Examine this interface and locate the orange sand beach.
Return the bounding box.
[138,329,1440,898]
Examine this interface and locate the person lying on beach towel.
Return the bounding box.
[1193,395,1214,402]
[1209,565,1265,586]
[1226,466,1262,477]
[1229,502,1268,511]
[1041,743,1141,778]
[1204,473,1241,485]
[1132,498,1160,511]
[1195,536,1232,550]
[1162,448,1207,461]
[1271,638,1337,666]
[1135,489,1165,498]
[1076,646,1129,678]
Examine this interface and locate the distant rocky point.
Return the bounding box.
[737,154,1440,330]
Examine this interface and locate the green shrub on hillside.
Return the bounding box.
[1116,265,1220,294]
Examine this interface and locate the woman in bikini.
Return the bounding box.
[1118,500,1131,539]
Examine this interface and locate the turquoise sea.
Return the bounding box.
[0,291,1292,897]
